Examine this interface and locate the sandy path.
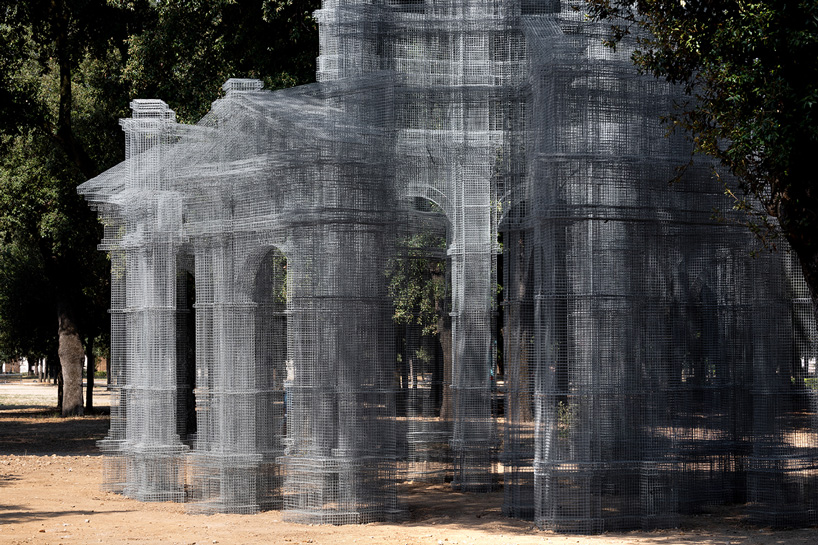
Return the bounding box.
[2,452,817,545]
[2,382,818,544]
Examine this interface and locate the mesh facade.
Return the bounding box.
[80,0,818,531]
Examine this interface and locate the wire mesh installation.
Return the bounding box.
[79,0,818,532]
[503,4,818,532]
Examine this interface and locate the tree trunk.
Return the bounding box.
[433,261,454,421]
[58,301,84,416]
[85,336,94,414]
[796,247,818,340]
[777,170,818,337]
[51,0,95,180]
[57,368,63,414]
[778,142,818,326]
[786,239,818,410]
[438,314,453,421]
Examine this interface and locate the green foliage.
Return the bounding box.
[0,0,320,362]
[388,232,448,337]
[584,0,818,248]
[124,0,319,123]
[0,85,109,360]
[556,400,576,439]
[256,250,288,305]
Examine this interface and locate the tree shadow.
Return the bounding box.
[403,483,531,532]
[0,404,60,412]
[0,408,109,455]
[399,483,818,544]
[0,505,129,525]
[0,472,110,526]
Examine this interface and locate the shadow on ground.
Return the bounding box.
[0,506,127,525]
[400,483,816,545]
[0,408,109,455]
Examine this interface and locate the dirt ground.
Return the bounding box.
[2,381,818,545]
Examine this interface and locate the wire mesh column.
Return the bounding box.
[449,185,499,491]
[282,225,402,524]
[279,79,402,523]
[187,237,268,513]
[120,100,187,503]
[96,213,128,493]
[746,251,818,526]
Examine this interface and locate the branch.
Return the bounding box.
[52,0,96,179]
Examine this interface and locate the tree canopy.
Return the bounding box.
[125,0,319,123]
[0,0,124,414]
[388,232,449,337]
[0,0,319,413]
[584,0,818,323]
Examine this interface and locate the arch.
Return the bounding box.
[401,186,454,224]
[250,245,289,510]
[235,241,291,303]
[392,196,455,482]
[175,251,196,444]
[253,246,289,406]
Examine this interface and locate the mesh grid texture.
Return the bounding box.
[79,0,818,530]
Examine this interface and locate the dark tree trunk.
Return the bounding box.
[436,264,453,420]
[438,314,453,421]
[58,300,84,416]
[48,0,95,417]
[776,153,818,411]
[785,242,818,410]
[51,0,94,180]
[777,157,818,337]
[85,336,94,414]
[57,368,63,414]
[796,247,818,341]
[48,351,59,384]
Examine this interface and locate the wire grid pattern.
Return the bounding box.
[391,210,454,483]
[498,3,818,532]
[79,0,818,531]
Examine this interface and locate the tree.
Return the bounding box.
[388,230,453,418]
[0,0,131,415]
[0,240,56,371]
[123,0,319,123]
[584,0,818,327]
[0,0,320,415]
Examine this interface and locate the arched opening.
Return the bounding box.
[175,253,196,444]
[389,196,453,481]
[253,246,288,510]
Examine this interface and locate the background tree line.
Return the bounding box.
[586,0,818,329]
[0,0,319,415]
[1,0,815,416]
